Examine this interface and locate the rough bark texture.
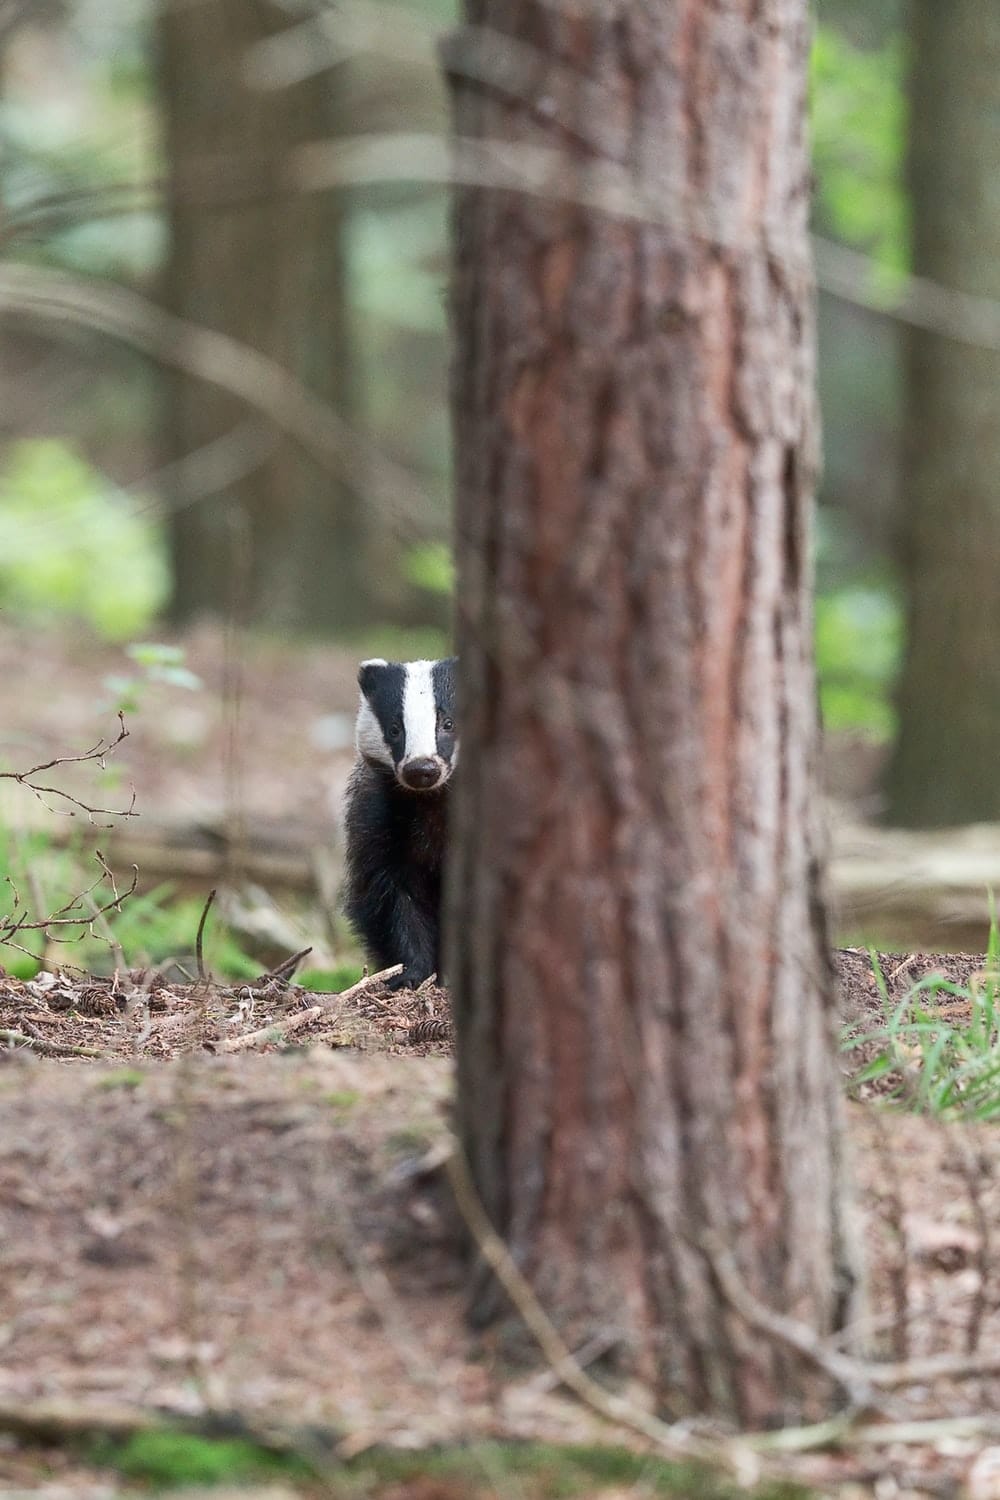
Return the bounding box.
[158,0,371,633]
[448,0,858,1426]
[885,5,1000,826]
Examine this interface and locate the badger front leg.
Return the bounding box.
[380,884,438,991]
[344,861,438,992]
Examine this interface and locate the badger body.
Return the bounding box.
[342,657,457,991]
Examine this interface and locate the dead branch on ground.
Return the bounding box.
[444,1143,763,1483]
[331,964,403,1002]
[220,1005,325,1054]
[702,1231,1000,1397]
[0,1030,103,1059]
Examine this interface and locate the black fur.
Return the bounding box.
[342,659,456,991]
[343,762,449,990]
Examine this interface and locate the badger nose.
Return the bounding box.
[400,757,442,790]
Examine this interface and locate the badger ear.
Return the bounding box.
[358,658,388,699]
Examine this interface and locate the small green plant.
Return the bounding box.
[91,1430,308,1488]
[96,1068,145,1090]
[815,575,902,739]
[843,917,1000,1120]
[403,541,455,598]
[104,641,203,715]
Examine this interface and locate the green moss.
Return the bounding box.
[90,1432,814,1499]
[95,1068,145,1091]
[90,1431,309,1488]
[323,1090,360,1111]
[346,1442,814,1500]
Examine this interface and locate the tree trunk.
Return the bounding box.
[157,0,372,634]
[447,1,858,1426]
[885,4,1000,826]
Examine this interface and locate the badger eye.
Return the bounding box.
[388,721,404,742]
[441,717,454,734]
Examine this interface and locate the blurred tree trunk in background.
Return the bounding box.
[885,5,1000,826]
[448,1,858,1425]
[158,0,372,634]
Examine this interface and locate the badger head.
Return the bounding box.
[355,657,458,791]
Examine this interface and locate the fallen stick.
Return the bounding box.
[0,1029,102,1059]
[703,1230,1000,1396]
[220,1005,324,1054]
[0,1396,339,1457]
[330,965,403,1003]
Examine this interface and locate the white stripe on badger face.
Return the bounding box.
[401,660,440,764]
[356,699,393,766]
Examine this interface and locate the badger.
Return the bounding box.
[342,657,457,992]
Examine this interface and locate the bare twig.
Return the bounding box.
[700,1232,880,1413]
[194,888,216,983]
[332,964,403,1003]
[702,1231,1000,1397]
[0,714,136,823]
[250,947,313,987]
[0,1030,103,1059]
[871,1109,910,1359]
[444,1144,762,1482]
[0,852,138,953]
[748,1412,1000,1455]
[953,1134,992,1355]
[220,1005,324,1054]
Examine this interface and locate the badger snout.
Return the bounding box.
[399,757,446,791]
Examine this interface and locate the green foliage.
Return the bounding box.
[0,441,167,639]
[843,917,1000,1121]
[810,25,909,273]
[349,198,447,334]
[815,578,902,738]
[105,642,203,713]
[0,823,261,981]
[91,1430,307,1488]
[299,963,365,992]
[0,41,163,281]
[109,885,261,980]
[402,541,455,597]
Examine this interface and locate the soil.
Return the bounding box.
[2,952,1000,1498]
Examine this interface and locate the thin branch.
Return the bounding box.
[249,947,313,987]
[0,856,138,950]
[324,964,404,1004]
[953,1134,992,1356]
[0,1031,103,1059]
[747,1412,1000,1455]
[0,713,136,824]
[220,1005,324,1054]
[195,888,217,983]
[444,1145,763,1483]
[702,1231,1000,1398]
[0,261,432,532]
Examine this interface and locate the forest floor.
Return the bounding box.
[3,624,1000,1495]
[3,954,1000,1500]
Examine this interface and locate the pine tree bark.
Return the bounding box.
[884,3,1000,827]
[448,1,858,1426]
[157,0,371,633]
